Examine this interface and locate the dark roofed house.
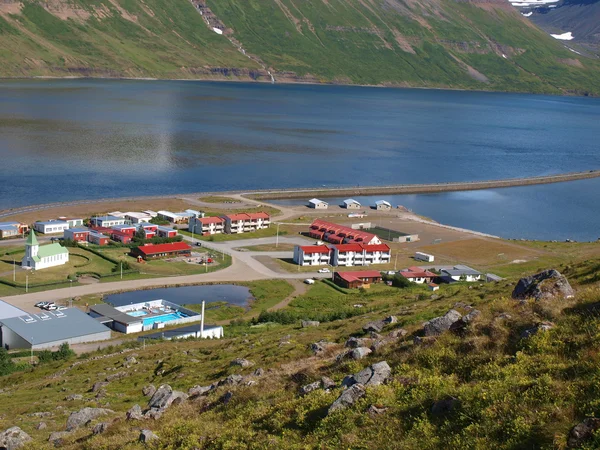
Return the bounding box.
[334,270,383,289]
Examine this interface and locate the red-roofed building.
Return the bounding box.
[332,243,391,266]
[399,266,437,284]
[334,271,383,289]
[224,212,270,234]
[111,230,133,244]
[293,245,332,266]
[308,219,381,246]
[189,216,225,235]
[130,242,192,260]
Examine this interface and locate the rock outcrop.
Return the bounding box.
[126,404,144,421]
[423,310,462,336]
[328,384,366,414]
[66,407,113,431]
[139,429,159,443]
[512,269,574,301]
[0,426,32,449]
[147,385,188,413]
[342,361,392,388]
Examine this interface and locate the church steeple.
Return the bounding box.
[22,230,39,268]
[26,230,39,246]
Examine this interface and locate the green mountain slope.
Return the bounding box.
[0,0,598,93]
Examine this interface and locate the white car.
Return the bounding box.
[304,279,315,285]
[318,268,331,273]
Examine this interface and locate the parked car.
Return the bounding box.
[304,279,315,285]
[35,301,49,308]
[46,305,58,311]
[318,268,331,273]
[56,306,67,311]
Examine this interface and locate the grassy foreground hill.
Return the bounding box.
[1,257,600,448]
[0,0,598,94]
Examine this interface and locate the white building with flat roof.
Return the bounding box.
[33,220,69,234]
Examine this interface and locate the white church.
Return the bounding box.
[21,231,69,270]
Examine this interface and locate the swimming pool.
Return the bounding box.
[143,312,186,327]
[128,310,148,317]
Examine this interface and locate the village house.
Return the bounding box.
[440,265,482,282]
[399,266,437,284]
[91,216,126,228]
[88,231,110,246]
[64,228,90,242]
[111,224,137,236]
[142,210,158,218]
[110,230,133,244]
[375,200,392,211]
[33,220,69,235]
[130,242,192,261]
[21,231,69,270]
[308,219,382,246]
[343,199,362,209]
[136,223,158,238]
[58,217,84,228]
[331,243,391,266]
[293,245,332,266]
[223,212,271,234]
[156,226,178,238]
[124,212,152,224]
[189,216,225,235]
[0,222,28,239]
[308,198,328,209]
[334,270,383,289]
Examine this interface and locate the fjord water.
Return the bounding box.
[0,79,598,240]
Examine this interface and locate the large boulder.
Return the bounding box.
[66,407,113,431]
[349,347,372,360]
[0,426,32,449]
[147,385,188,412]
[328,384,366,414]
[342,361,391,388]
[139,429,159,444]
[568,418,600,448]
[345,337,372,349]
[423,310,462,336]
[142,385,156,397]
[512,269,574,302]
[363,320,386,333]
[188,385,214,398]
[309,341,336,355]
[126,404,144,421]
[230,358,254,368]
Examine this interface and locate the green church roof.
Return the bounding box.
[26,230,39,246]
[36,243,68,259]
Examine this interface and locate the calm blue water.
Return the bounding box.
[0,79,598,240]
[142,312,185,327]
[105,284,253,307]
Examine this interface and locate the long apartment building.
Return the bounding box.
[223,212,271,234]
[293,243,391,267]
[189,216,226,235]
[308,219,381,246]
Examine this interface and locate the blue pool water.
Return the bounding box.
[128,310,148,317]
[142,312,186,327]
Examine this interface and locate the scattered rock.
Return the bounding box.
[66,407,113,431]
[423,310,462,336]
[90,382,109,393]
[383,316,398,324]
[349,347,372,360]
[35,422,47,431]
[64,394,83,401]
[123,356,137,367]
[301,320,320,328]
[463,309,481,323]
[219,391,233,405]
[367,404,388,416]
[328,384,366,414]
[512,269,575,301]
[143,409,162,421]
[413,336,437,346]
[363,320,386,333]
[342,361,392,388]
[310,341,336,355]
[147,385,188,412]
[92,422,109,435]
[496,313,512,321]
[219,374,244,387]
[188,385,214,398]
[521,321,555,339]
[48,431,70,446]
[126,404,144,421]
[142,385,156,397]
[388,329,408,339]
[300,381,321,396]
[567,418,600,448]
[321,377,336,390]
[139,429,159,444]
[0,426,32,449]
[29,412,51,418]
[253,368,264,377]
[345,337,372,348]
[431,397,460,416]
[230,358,254,368]
[106,372,127,382]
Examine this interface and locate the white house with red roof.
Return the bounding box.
[399,266,437,284]
[293,245,332,266]
[308,219,381,246]
[223,212,271,234]
[331,243,391,266]
[190,216,225,235]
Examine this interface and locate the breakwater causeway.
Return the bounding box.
[247,170,600,200]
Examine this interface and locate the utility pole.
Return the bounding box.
[13,258,15,282]
[25,274,28,293]
[120,261,123,279]
[276,223,280,248]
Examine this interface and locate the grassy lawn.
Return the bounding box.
[197,196,242,204]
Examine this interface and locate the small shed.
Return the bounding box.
[375,200,392,211]
[308,198,328,209]
[343,199,361,209]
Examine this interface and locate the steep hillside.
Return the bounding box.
[1,259,600,448]
[0,0,598,92]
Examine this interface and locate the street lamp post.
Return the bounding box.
[25,274,28,293]
[13,258,15,282]
[276,223,280,248]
